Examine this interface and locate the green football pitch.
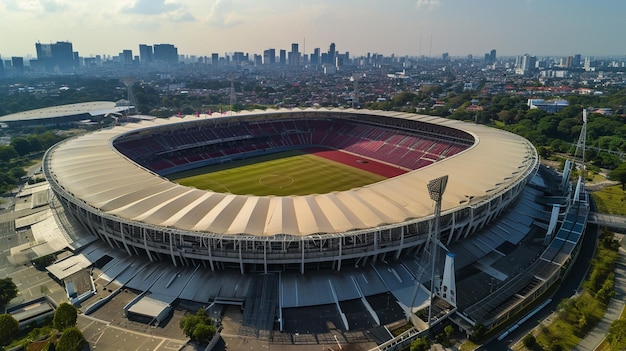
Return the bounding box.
[168,150,387,196]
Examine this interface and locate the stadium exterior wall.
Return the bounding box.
[43,109,539,273]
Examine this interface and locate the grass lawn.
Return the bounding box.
[591,185,626,216]
[169,150,387,196]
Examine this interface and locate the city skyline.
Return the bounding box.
[0,0,624,59]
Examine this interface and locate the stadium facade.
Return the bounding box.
[43,109,538,273]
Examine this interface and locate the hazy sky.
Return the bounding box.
[0,0,623,59]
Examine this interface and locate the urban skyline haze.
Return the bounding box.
[0,0,623,58]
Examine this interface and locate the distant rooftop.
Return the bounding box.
[0,101,125,123]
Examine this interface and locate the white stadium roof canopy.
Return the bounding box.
[46,108,537,237]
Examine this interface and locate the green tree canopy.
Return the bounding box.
[56,326,86,351]
[0,146,18,162]
[0,313,19,346]
[53,302,78,331]
[0,278,18,310]
[607,319,626,351]
[410,336,431,351]
[10,138,32,156]
[8,167,26,180]
[607,163,626,190]
[192,323,216,343]
[179,308,215,342]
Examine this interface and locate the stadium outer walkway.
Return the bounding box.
[573,235,625,351]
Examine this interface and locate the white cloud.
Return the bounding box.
[416,0,440,10]
[121,0,196,24]
[123,0,194,19]
[206,0,245,28]
[2,0,66,13]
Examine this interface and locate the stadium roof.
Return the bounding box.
[0,101,125,123]
[47,108,537,237]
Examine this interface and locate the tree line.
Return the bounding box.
[0,131,64,194]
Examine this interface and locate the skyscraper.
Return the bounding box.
[279,50,286,65]
[263,48,276,65]
[515,54,536,75]
[121,50,133,65]
[289,43,300,65]
[11,57,24,75]
[311,48,320,65]
[328,43,336,65]
[573,54,581,67]
[139,44,153,64]
[35,41,74,72]
[153,44,178,65]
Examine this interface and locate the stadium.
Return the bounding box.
[30,106,596,348]
[43,108,539,273]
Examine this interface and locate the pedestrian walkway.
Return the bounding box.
[588,213,626,230]
[573,235,625,351]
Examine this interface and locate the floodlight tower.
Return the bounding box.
[229,76,237,108]
[573,109,588,174]
[122,77,136,115]
[426,175,448,329]
[572,109,588,202]
[352,74,359,108]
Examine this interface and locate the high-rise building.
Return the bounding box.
[153,44,178,64]
[442,52,449,61]
[328,43,336,65]
[263,48,276,65]
[289,43,300,65]
[139,44,153,64]
[311,48,320,65]
[279,50,286,65]
[253,54,262,66]
[232,52,247,64]
[562,56,573,68]
[211,53,219,65]
[35,41,75,72]
[121,50,133,65]
[573,54,582,67]
[11,57,24,75]
[490,49,496,64]
[0,56,4,78]
[515,54,537,75]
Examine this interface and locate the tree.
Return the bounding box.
[192,323,216,343]
[8,167,26,180]
[0,146,18,162]
[10,138,32,157]
[0,278,18,311]
[53,302,78,331]
[179,308,215,342]
[410,336,431,351]
[497,110,514,125]
[607,319,626,351]
[607,163,626,190]
[522,333,537,349]
[56,326,86,351]
[0,313,19,346]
